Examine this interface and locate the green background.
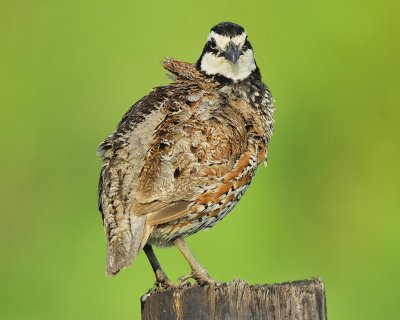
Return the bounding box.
[1,0,399,319]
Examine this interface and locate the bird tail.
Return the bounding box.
[106,215,146,276]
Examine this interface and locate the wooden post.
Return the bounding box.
[141,279,327,320]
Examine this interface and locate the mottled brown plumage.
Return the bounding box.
[98,22,274,285]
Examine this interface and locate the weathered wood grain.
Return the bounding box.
[141,279,327,320]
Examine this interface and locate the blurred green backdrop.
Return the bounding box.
[1,0,399,319]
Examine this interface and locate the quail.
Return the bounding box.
[98,22,274,286]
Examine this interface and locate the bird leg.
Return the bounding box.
[174,238,214,285]
[143,244,174,288]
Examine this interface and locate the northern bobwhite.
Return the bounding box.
[98,22,274,286]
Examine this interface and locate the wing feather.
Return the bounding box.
[132,96,249,225]
[98,88,172,275]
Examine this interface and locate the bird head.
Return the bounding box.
[196,22,258,82]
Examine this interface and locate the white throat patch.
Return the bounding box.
[200,49,256,81]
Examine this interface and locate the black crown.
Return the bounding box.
[211,22,245,37]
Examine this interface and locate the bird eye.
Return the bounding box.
[210,38,217,49]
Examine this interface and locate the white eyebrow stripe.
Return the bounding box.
[207,31,247,50]
[200,49,256,81]
[231,33,247,46]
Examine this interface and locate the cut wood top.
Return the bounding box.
[141,278,327,320]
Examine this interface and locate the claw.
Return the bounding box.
[155,278,175,289]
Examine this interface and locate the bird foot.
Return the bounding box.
[155,269,175,289]
[178,270,215,286]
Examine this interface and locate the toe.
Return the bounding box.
[193,271,215,285]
